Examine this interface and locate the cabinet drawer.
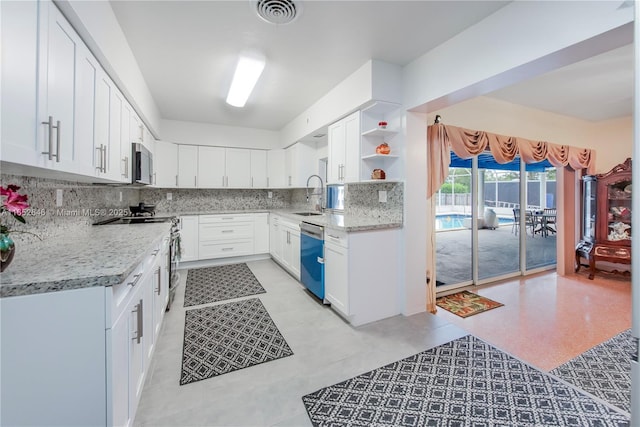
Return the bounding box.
[198,240,253,259]
[199,223,253,240]
[199,214,253,224]
[325,229,348,248]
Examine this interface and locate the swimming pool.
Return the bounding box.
[435,214,513,230]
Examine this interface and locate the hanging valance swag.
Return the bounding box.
[426,123,596,198]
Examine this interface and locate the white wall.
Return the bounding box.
[57,0,161,136]
[403,1,633,112]
[429,96,632,174]
[400,0,633,316]
[161,119,280,149]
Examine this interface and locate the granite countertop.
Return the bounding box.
[158,209,402,232]
[0,223,171,298]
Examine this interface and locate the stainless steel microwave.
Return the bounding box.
[132,143,153,185]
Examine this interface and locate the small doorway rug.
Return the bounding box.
[302,335,629,426]
[436,290,503,318]
[180,298,293,385]
[551,328,633,413]
[184,263,265,307]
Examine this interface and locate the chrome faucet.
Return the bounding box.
[306,174,324,212]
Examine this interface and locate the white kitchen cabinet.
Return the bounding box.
[324,232,349,315]
[179,215,199,262]
[269,214,282,261]
[120,102,133,182]
[0,0,40,168]
[267,149,286,188]
[155,141,179,188]
[197,146,226,188]
[271,215,300,279]
[0,236,169,427]
[323,227,400,326]
[328,111,360,184]
[285,142,317,187]
[254,213,270,254]
[108,87,127,182]
[250,150,268,188]
[225,148,251,188]
[178,145,198,188]
[198,214,254,259]
[94,73,111,178]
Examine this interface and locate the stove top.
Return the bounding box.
[93,216,176,225]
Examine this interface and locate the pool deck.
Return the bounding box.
[436,223,556,286]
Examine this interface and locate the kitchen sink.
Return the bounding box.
[293,212,323,216]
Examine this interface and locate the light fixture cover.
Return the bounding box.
[226,52,266,108]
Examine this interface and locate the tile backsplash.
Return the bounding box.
[1,174,139,244]
[1,173,404,245]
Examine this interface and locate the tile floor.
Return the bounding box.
[134,260,632,426]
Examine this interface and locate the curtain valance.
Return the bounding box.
[426,123,595,198]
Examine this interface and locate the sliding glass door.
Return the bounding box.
[435,151,556,290]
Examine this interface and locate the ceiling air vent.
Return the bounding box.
[255,0,301,25]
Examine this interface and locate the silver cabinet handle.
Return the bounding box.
[125,156,129,178]
[226,176,229,187]
[267,177,270,187]
[194,176,197,187]
[102,145,107,172]
[155,266,162,296]
[222,176,225,187]
[175,175,178,186]
[221,230,234,233]
[251,177,254,187]
[222,217,234,220]
[122,157,128,177]
[288,176,292,186]
[55,120,61,162]
[127,273,143,287]
[96,145,103,172]
[221,247,233,251]
[132,299,143,344]
[153,172,157,185]
[41,116,60,161]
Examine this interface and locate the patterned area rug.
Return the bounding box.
[551,329,633,413]
[302,335,629,426]
[184,263,265,307]
[180,298,293,385]
[436,290,503,318]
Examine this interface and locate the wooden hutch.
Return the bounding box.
[576,158,632,279]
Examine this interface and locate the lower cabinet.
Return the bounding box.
[178,213,270,263]
[323,227,400,326]
[269,214,300,280]
[0,235,169,427]
[179,215,199,262]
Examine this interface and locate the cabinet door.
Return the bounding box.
[325,242,349,315]
[0,0,40,167]
[289,229,301,279]
[142,270,155,366]
[121,103,133,182]
[94,74,111,178]
[225,148,251,188]
[250,150,268,188]
[343,111,360,183]
[128,287,145,424]
[327,121,345,184]
[179,216,199,262]
[73,46,98,177]
[269,215,281,261]
[177,145,198,188]
[254,214,269,254]
[39,1,87,173]
[108,87,125,182]
[198,146,225,188]
[110,305,130,427]
[155,141,178,188]
[267,149,286,188]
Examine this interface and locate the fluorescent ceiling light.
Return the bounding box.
[226,52,266,108]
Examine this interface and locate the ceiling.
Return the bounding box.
[110,0,633,134]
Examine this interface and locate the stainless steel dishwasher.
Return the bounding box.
[300,222,325,300]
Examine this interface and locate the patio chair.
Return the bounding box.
[544,208,557,234]
[512,208,535,236]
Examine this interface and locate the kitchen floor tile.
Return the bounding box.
[134,260,631,426]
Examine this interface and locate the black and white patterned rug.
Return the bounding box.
[302,335,629,426]
[183,263,265,307]
[180,298,293,385]
[551,329,633,413]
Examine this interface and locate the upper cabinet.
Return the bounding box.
[154,141,178,188]
[284,142,317,187]
[250,150,268,188]
[267,149,286,188]
[327,111,360,184]
[177,145,198,188]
